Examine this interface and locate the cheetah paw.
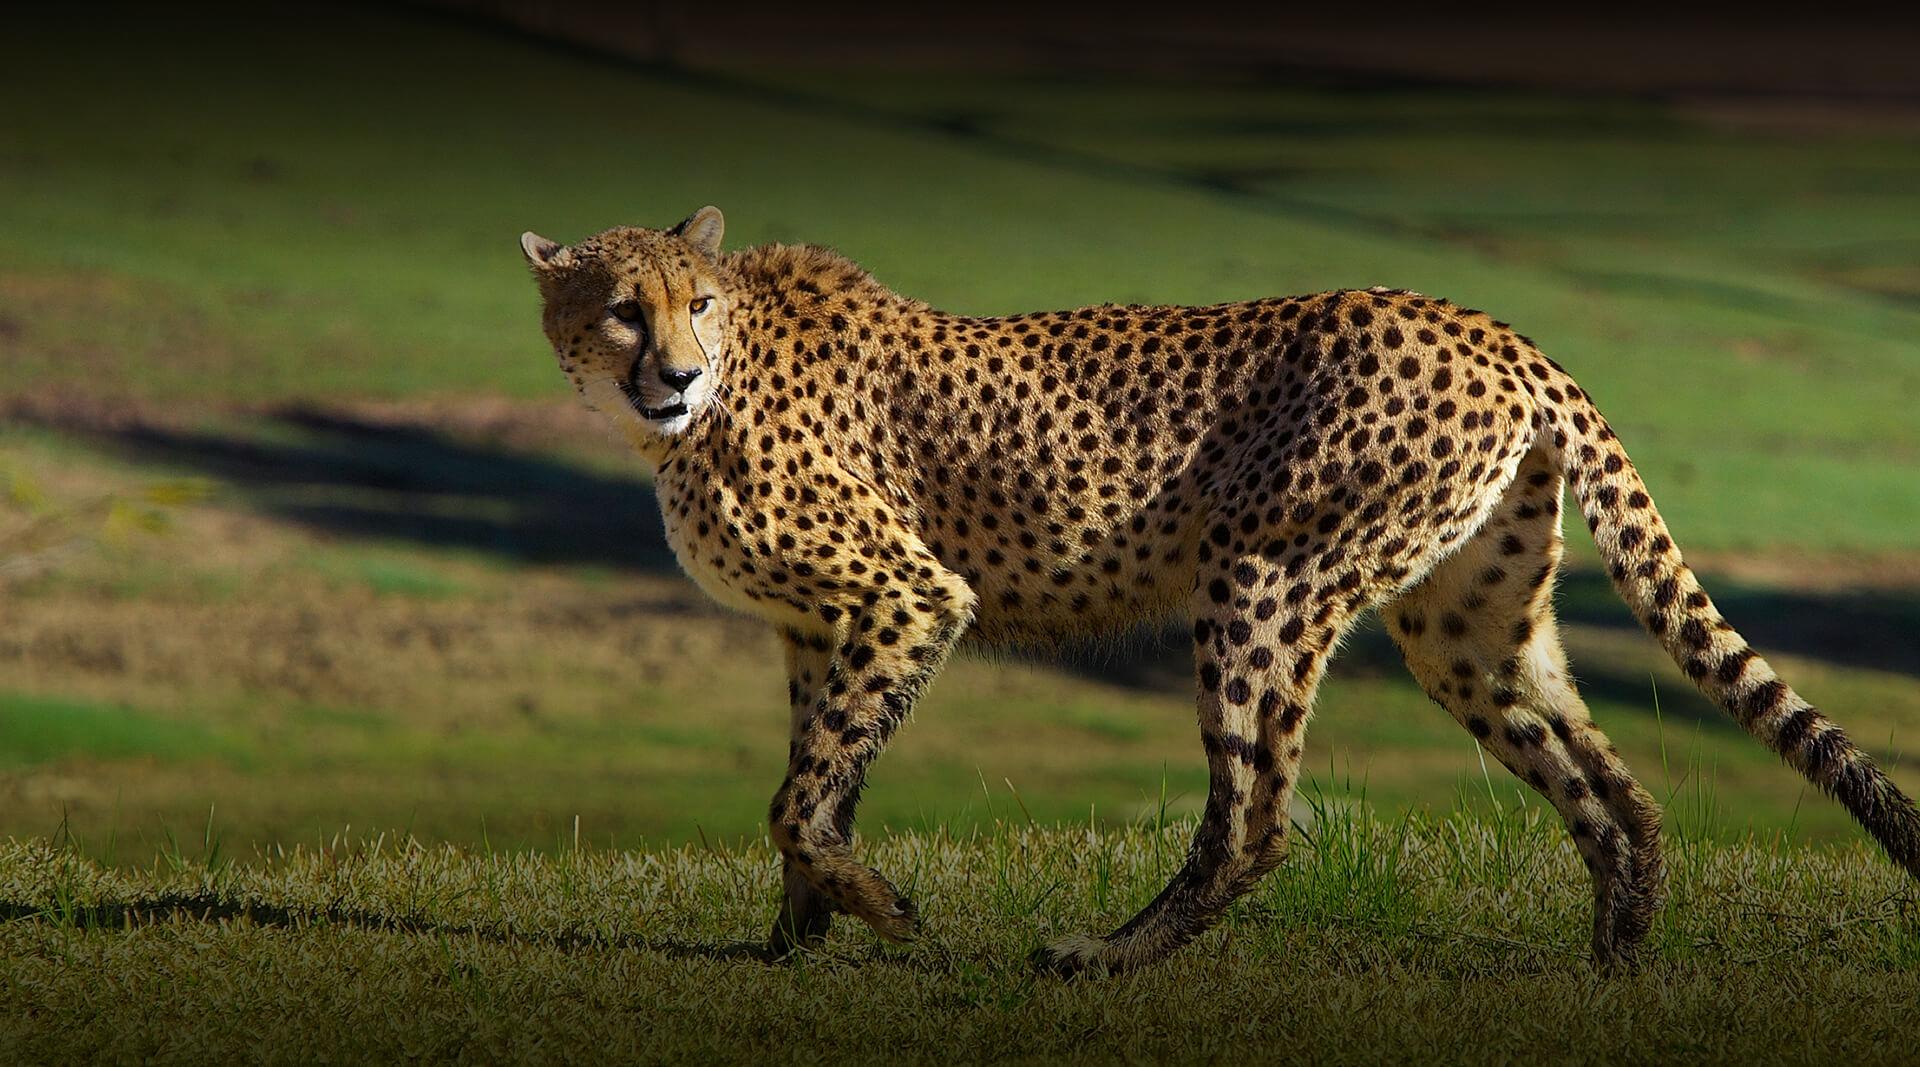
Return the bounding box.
[1031,934,1112,979]
[861,893,920,943]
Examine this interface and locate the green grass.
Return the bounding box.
[0,692,231,768]
[3,809,1917,1063]
[316,550,474,600]
[1,4,1918,905]
[2,419,1915,861]
[5,7,1919,551]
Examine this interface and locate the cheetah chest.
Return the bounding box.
[652,461,824,631]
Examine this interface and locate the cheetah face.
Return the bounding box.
[520,207,732,439]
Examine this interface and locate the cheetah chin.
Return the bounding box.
[522,205,1920,976]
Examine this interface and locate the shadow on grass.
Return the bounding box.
[1044,616,1737,734]
[33,404,681,576]
[24,405,1920,710]
[1555,568,1920,681]
[0,894,772,961]
[1046,566,1920,733]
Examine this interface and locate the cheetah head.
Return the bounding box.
[520,207,732,439]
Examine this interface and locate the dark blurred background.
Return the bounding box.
[2,2,1917,861]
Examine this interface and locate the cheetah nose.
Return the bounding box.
[659,366,702,392]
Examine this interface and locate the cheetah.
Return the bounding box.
[520,207,1920,975]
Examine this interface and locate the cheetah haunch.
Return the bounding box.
[521,208,1920,974]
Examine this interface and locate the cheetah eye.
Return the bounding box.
[689,297,711,315]
[610,301,644,324]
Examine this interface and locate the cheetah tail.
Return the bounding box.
[1558,406,1920,880]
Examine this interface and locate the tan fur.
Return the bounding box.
[522,209,1920,974]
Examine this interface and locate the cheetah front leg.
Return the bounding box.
[1038,555,1354,976]
[766,587,972,948]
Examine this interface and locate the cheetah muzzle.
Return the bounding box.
[619,359,688,422]
[521,206,1920,976]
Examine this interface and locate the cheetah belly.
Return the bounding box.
[912,442,1214,644]
[940,509,1204,644]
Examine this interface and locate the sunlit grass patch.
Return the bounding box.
[0,691,234,768]
[1,805,1915,1063]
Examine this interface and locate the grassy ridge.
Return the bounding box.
[6,9,1920,549]
[3,811,1918,1063]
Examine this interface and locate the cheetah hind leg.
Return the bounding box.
[1035,562,1350,976]
[1386,449,1664,969]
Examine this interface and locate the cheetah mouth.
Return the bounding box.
[616,367,689,423]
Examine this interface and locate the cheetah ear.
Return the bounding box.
[670,206,724,259]
[520,231,570,271]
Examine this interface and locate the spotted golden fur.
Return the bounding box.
[521,208,1920,974]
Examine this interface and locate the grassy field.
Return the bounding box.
[4,811,1919,1063]
[9,10,1920,547]
[2,4,1919,868]
[4,402,1917,855]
